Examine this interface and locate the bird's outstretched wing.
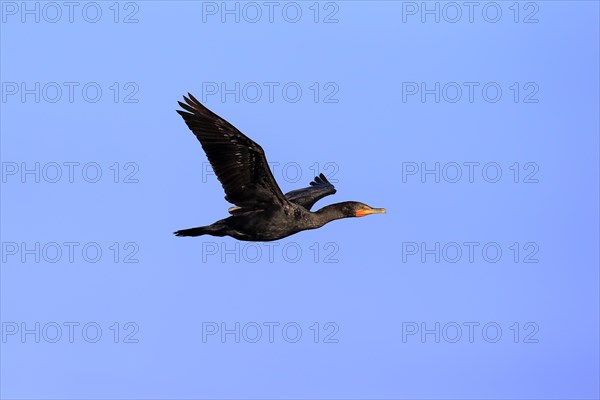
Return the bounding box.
[285,173,337,210]
[177,94,288,210]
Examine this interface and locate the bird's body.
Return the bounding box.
[179,205,313,242]
[177,198,366,242]
[174,94,385,242]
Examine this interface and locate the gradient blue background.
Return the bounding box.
[1,1,599,399]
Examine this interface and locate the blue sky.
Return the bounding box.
[1,1,599,399]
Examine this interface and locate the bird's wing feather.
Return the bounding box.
[285,173,337,210]
[177,93,288,210]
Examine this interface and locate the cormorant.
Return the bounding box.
[174,93,385,242]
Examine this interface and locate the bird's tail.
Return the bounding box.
[173,225,226,237]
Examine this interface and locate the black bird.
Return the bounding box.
[174,94,385,242]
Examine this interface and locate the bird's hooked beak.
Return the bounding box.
[355,206,387,217]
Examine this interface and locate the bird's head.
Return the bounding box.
[342,202,387,218]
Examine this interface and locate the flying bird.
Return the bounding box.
[174,94,385,241]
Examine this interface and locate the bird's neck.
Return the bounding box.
[312,203,349,227]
